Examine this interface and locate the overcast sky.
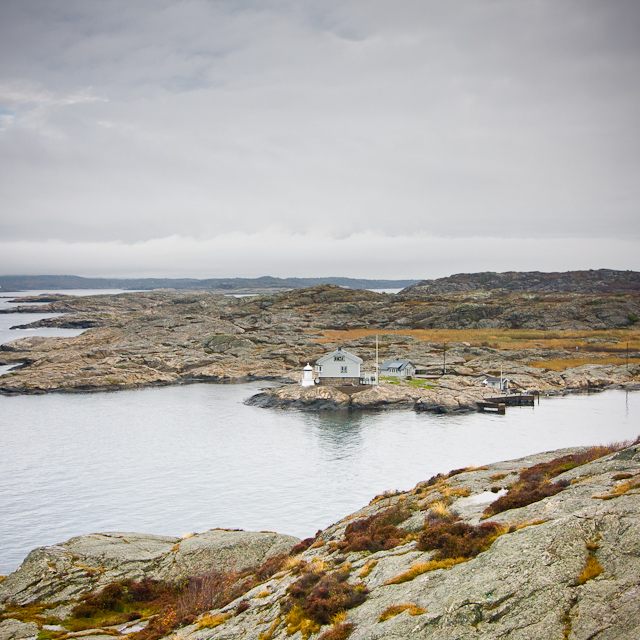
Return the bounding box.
[1,0,639,279]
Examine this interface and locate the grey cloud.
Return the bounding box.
[0,0,638,276]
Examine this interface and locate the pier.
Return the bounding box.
[478,393,536,414]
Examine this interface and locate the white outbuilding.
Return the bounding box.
[300,363,315,387]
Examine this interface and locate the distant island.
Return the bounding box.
[0,275,418,294]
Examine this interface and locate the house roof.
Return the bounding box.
[316,347,363,365]
[483,376,510,383]
[380,359,413,371]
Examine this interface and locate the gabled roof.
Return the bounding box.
[483,376,510,383]
[316,347,363,365]
[380,359,413,371]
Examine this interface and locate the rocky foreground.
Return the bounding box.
[2,442,640,639]
[0,279,639,404]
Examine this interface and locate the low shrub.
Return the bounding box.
[340,505,412,553]
[418,520,506,560]
[282,566,368,637]
[67,579,179,631]
[484,445,626,517]
[319,622,355,640]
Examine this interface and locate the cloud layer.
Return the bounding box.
[1,1,639,277]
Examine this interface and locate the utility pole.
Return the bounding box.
[627,342,630,371]
[442,342,447,376]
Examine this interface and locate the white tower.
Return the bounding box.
[301,363,315,387]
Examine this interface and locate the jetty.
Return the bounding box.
[478,393,536,414]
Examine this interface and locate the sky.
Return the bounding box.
[0,0,639,280]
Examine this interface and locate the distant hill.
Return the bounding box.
[400,269,640,296]
[0,275,418,293]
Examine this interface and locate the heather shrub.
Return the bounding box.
[319,622,355,640]
[340,505,412,553]
[282,567,368,630]
[418,520,505,560]
[484,445,626,517]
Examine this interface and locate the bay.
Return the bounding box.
[0,381,637,574]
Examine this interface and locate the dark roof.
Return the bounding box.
[380,359,413,371]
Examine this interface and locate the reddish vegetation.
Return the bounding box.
[319,622,356,640]
[418,520,504,559]
[283,567,368,626]
[339,505,411,553]
[484,446,624,517]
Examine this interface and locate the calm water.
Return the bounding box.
[0,290,638,574]
[0,382,638,574]
[0,289,131,346]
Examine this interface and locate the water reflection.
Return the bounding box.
[306,411,366,459]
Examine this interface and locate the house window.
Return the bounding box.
[340,366,348,374]
[315,365,322,372]
[334,355,344,361]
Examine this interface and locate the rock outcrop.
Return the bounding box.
[0,530,300,606]
[2,444,640,639]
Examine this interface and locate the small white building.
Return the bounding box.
[482,375,509,391]
[315,346,363,386]
[300,363,315,387]
[380,359,416,378]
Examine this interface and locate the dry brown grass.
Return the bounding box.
[576,543,604,585]
[358,561,378,579]
[197,613,230,629]
[594,477,640,500]
[529,356,640,371]
[378,603,426,622]
[313,328,640,353]
[384,558,468,585]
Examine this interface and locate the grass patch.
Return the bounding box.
[594,477,640,499]
[197,613,230,629]
[576,543,604,585]
[529,357,640,371]
[314,328,640,353]
[65,580,178,632]
[358,561,377,578]
[484,444,628,517]
[384,558,468,585]
[378,603,425,621]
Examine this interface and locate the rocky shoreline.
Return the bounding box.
[2,441,640,639]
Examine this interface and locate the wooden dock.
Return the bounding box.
[478,393,536,414]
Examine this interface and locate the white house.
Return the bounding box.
[482,375,509,391]
[315,346,363,386]
[380,359,416,378]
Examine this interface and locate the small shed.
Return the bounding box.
[482,376,510,391]
[315,346,363,386]
[380,359,416,378]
